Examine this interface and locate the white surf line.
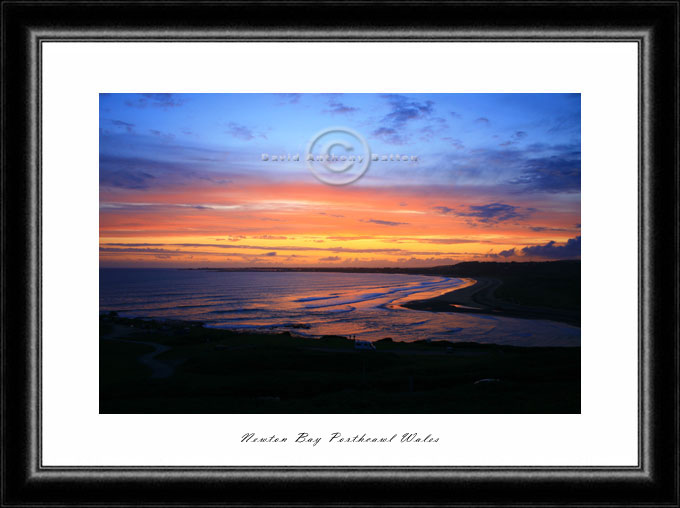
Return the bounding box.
[104,337,173,379]
[303,277,461,310]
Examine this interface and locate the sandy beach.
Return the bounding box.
[401,277,580,327]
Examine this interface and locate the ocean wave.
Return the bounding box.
[294,295,340,303]
[205,308,266,315]
[302,279,461,310]
[101,271,579,346]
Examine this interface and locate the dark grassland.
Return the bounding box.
[452,260,580,311]
[100,315,580,414]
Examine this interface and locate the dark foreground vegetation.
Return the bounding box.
[100,314,580,414]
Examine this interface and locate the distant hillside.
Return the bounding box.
[432,260,580,278]
[195,259,580,278]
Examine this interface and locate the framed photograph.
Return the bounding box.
[2,1,678,506]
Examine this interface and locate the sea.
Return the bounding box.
[99,269,580,347]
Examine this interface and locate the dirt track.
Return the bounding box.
[102,325,174,378]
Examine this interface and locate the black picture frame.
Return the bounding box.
[2,1,678,506]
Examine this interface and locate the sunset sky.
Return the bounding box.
[100,93,581,267]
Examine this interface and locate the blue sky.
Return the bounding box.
[100,92,580,187]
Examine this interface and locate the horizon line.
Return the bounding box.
[99,259,581,270]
